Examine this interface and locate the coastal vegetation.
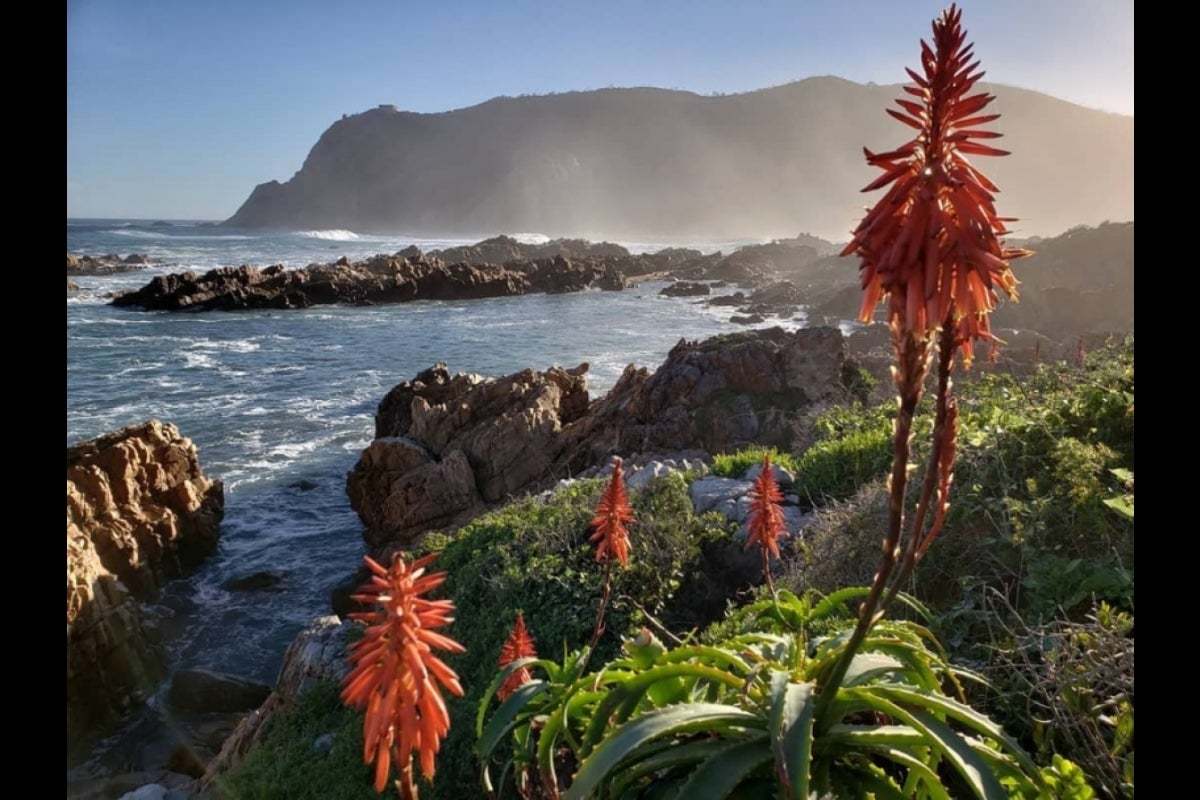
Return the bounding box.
[215,7,1132,797]
[219,337,1133,798]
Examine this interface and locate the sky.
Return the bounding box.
[66,0,1133,221]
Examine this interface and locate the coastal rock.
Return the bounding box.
[659,280,711,297]
[740,280,806,316]
[707,291,746,307]
[349,362,590,545]
[110,254,631,312]
[68,276,80,292]
[429,235,631,266]
[351,327,848,549]
[201,616,353,788]
[68,253,159,276]
[67,420,225,740]
[347,441,483,547]
[168,668,272,713]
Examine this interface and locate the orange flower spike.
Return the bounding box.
[590,457,635,568]
[341,552,465,796]
[745,453,786,561]
[497,611,539,701]
[843,3,1029,355]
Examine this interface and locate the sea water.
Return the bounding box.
[67,220,799,746]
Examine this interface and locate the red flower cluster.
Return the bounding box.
[590,458,635,568]
[841,3,1029,362]
[745,454,786,561]
[497,611,538,701]
[341,552,465,797]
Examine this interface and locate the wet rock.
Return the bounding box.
[223,571,284,592]
[68,253,160,276]
[111,253,631,312]
[68,421,224,742]
[659,280,711,297]
[169,668,271,714]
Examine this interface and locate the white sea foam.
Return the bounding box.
[298,229,360,241]
[181,352,216,369]
[508,232,550,245]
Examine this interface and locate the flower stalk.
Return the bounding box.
[745,453,786,600]
[342,552,465,798]
[586,458,635,654]
[816,3,1029,728]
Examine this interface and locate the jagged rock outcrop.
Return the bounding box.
[659,281,711,297]
[428,235,630,265]
[67,420,225,740]
[349,327,848,548]
[222,80,1132,240]
[348,362,590,546]
[110,253,630,312]
[558,326,848,472]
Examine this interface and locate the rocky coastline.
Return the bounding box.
[67,223,1134,798]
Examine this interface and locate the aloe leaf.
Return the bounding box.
[860,693,1006,800]
[478,680,549,760]
[609,737,764,796]
[578,663,748,756]
[857,745,951,800]
[821,723,927,748]
[841,652,905,687]
[667,738,775,800]
[476,657,549,736]
[869,684,1040,778]
[767,673,816,799]
[810,586,873,622]
[565,704,761,800]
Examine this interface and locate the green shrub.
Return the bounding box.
[710,446,800,478]
[218,681,376,800]
[422,472,746,799]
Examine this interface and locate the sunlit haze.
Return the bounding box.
[67,0,1133,223]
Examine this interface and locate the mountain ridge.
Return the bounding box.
[224,77,1133,240]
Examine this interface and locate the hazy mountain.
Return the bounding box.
[224,77,1133,240]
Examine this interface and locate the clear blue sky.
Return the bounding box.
[67,0,1133,221]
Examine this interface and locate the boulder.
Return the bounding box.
[168,668,271,713]
[348,361,590,545]
[659,281,711,297]
[67,420,224,741]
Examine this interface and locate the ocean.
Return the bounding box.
[67,219,803,774]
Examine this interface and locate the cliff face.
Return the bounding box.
[224,78,1133,239]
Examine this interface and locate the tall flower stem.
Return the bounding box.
[587,558,614,655]
[884,311,959,610]
[815,332,928,728]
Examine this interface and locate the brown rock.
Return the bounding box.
[348,327,847,550]
[67,420,224,742]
